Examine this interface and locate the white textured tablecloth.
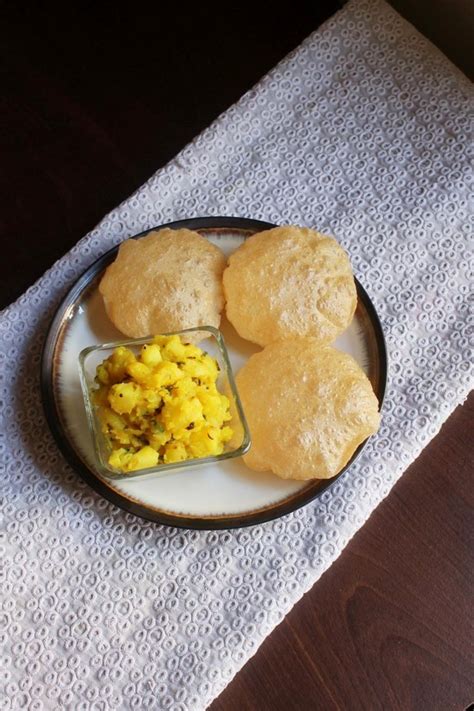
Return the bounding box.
[1,1,473,708]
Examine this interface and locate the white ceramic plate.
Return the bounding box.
[41,217,387,529]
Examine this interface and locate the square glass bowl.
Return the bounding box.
[78,326,251,480]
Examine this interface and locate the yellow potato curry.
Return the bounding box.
[92,335,233,472]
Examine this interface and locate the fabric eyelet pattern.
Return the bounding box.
[1,1,473,708]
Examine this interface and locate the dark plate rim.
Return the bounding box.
[40,216,388,530]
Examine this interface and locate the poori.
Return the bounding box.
[223,225,357,347]
[99,228,226,339]
[236,338,380,480]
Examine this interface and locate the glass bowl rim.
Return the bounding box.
[78,325,252,480]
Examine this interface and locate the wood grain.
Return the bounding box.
[0,1,337,309]
[1,4,473,710]
[209,393,474,711]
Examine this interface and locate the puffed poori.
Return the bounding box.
[99,228,226,339]
[236,338,380,480]
[223,225,357,347]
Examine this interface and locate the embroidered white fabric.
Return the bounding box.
[1,0,472,708]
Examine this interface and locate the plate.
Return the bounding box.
[41,216,387,529]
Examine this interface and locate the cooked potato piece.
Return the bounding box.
[92,335,233,473]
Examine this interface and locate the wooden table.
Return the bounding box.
[2,4,472,709]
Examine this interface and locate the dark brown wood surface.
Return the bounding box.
[209,392,474,711]
[2,4,473,710]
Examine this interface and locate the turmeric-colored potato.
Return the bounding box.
[92,335,233,473]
